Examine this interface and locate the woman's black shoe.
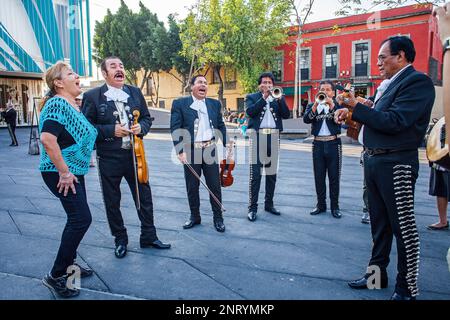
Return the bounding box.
[42,273,80,298]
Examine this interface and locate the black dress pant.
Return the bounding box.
[98,148,157,246]
[312,139,342,210]
[42,172,92,278]
[7,123,18,145]
[364,150,420,297]
[183,144,223,222]
[248,132,280,212]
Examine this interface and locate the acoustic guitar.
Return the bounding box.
[426,117,450,170]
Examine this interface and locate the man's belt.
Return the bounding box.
[314,135,337,142]
[194,140,216,149]
[260,128,278,135]
[366,148,414,156]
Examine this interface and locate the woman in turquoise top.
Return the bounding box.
[39,61,97,299]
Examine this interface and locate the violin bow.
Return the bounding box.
[183,160,226,213]
[126,107,141,212]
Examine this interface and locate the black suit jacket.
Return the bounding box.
[352,66,435,150]
[303,99,342,136]
[2,108,17,126]
[82,84,152,153]
[170,96,227,154]
[245,92,290,132]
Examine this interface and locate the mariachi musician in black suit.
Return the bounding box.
[245,72,290,222]
[303,80,343,219]
[336,36,435,300]
[82,56,170,259]
[2,100,18,146]
[170,75,228,233]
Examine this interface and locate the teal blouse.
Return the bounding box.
[39,97,97,175]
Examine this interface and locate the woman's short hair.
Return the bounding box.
[44,61,70,94]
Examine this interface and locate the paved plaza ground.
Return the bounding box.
[0,127,449,300]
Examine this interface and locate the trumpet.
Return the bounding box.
[315,91,327,104]
[269,86,283,99]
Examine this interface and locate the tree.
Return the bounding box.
[180,0,292,105]
[93,0,141,85]
[288,0,315,118]
[93,1,185,106]
[167,14,194,94]
[335,0,445,16]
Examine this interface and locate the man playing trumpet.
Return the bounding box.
[303,80,343,219]
[245,72,290,222]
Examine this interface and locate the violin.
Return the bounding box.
[132,110,149,184]
[220,140,236,188]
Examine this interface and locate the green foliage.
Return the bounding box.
[180,0,292,94]
[93,0,188,94]
[335,0,445,16]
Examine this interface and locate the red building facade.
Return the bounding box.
[274,4,443,111]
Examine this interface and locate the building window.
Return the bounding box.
[300,49,310,80]
[224,69,237,90]
[237,98,245,112]
[56,4,70,59]
[146,78,154,96]
[325,46,338,79]
[159,100,165,109]
[354,42,369,77]
[212,68,221,84]
[272,51,283,82]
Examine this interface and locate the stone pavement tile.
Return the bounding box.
[78,245,243,300]
[177,231,362,280]
[9,211,112,248]
[0,183,52,199]
[0,233,109,293]
[117,225,248,269]
[0,273,135,300]
[0,210,20,234]
[0,197,39,213]
[188,260,387,300]
[0,273,54,300]
[418,256,450,295]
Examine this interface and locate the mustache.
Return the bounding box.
[113,71,125,77]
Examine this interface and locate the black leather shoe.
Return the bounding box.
[214,220,225,232]
[310,207,326,215]
[73,262,94,278]
[114,244,127,259]
[183,219,201,229]
[140,239,171,249]
[331,209,342,219]
[390,292,416,300]
[348,275,388,289]
[248,211,257,222]
[265,207,281,215]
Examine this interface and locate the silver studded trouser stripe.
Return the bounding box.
[365,151,419,297]
[393,164,420,297]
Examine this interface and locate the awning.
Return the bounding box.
[282,86,312,96]
[352,82,373,87]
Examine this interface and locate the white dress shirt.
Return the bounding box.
[317,103,332,136]
[105,85,131,144]
[358,64,412,145]
[260,96,276,129]
[190,96,213,142]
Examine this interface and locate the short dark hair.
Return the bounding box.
[190,74,207,86]
[100,56,122,73]
[258,72,275,85]
[319,80,335,91]
[381,36,416,63]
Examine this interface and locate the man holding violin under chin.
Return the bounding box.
[170,75,229,233]
[82,56,170,259]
